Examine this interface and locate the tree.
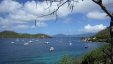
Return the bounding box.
[35,0,113,63]
[92,0,113,63]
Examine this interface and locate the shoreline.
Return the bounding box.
[80,37,110,43]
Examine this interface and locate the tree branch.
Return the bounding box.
[38,0,68,18]
[92,0,113,20]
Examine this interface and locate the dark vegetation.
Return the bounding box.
[0,31,51,38]
[81,45,110,64]
[59,45,110,64]
[89,27,111,42]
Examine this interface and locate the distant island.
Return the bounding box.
[81,27,110,42]
[0,31,52,38]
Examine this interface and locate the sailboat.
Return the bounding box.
[24,43,29,45]
[11,41,15,44]
[44,41,49,44]
[68,35,72,46]
[67,24,73,46]
[29,40,33,43]
[69,42,72,46]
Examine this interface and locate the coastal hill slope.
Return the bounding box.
[93,27,110,39]
[0,31,51,38]
[89,27,110,42]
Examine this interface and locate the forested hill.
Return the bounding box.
[89,27,110,42]
[0,31,51,38]
[94,27,110,38]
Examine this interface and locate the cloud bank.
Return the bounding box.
[0,0,112,32]
[82,24,107,33]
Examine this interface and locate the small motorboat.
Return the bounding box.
[49,47,55,52]
[85,46,89,48]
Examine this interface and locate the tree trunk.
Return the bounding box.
[110,20,113,64]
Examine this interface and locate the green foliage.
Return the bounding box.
[59,55,74,64]
[0,31,51,38]
[89,27,110,42]
[81,45,110,64]
[59,45,110,64]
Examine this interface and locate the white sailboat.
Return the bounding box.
[11,41,15,44]
[67,24,73,46]
[68,35,72,46]
[24,43,29,45]
[44,41,49,44]
[29,40,33,43]
[69,42,72,46]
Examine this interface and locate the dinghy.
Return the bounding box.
[85,46,89,48]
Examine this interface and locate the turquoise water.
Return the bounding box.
[0,37,104,64]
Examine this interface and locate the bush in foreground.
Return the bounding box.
[59,45,110,64]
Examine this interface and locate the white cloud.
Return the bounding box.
[9,10,37,21]
[82,24,107,33]
[0,0,112,31]
[86,11,108,20]
[14,25,29,29]
[36,21,47,27]
[0,0,22,13]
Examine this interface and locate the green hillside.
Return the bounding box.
[89,27,110,42]
[0,31,51,38]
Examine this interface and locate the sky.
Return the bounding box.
[0,0,113,35]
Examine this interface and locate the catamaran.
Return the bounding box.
[49,47,55,51]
